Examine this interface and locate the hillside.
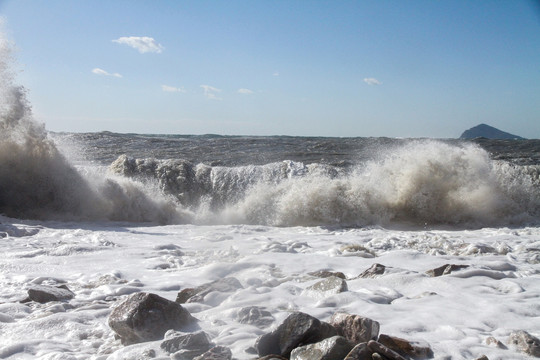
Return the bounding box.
[460,124,524,139]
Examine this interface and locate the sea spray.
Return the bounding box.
[0,33,183,223]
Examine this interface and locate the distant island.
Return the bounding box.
[460,124,525,140]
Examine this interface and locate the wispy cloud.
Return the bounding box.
[238,88,253,95]
[273,71,280,77]
[92,68,122,78]
[112,36,164,54]
[162,85,186,93]
[364,77,382,86]
[200,85,222,100]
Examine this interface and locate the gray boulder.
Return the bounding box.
[303,276,348,298]
[426,264,469,277]
[108,292,198,345]
[344,343,373,360]
[176,277,243,305]
[290,335,355,360]
[27,285,74,303]
[255,312,337,358]
[308,270,347,279]
[237,306,274,328]
[357,264,386,278]
[330,312,379,344]
[161,331,213,359]
[193,346,232,360]
[508,330,540,357]
[367,340,407,360]
[378,334,433,359]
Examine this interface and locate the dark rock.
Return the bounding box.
[367,340,407,360]
[237,306,274,328]
[290,335,355,360]
[161,331,213,358]
[378,334,433,359]
[473,356,489,360]
[27,285,74,303]
[358,264,386,278]
[108,292,198,345]
[304,276,348,298]
[193,346,232,360]
[256,356,288,360]
[425,264,469,277]
[344,343,373,360]
[255,312,337,358]
[460,124,524,140]
[308,270,347,279]
[176,277,243,304]
[330,312,379,344]
[508,330,540,357]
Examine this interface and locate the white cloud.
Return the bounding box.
[273,71,280,77]
[112,36,164,54]
[363,77,382,86]
[162,85,186,93]
[200,85,222,100]
[92,68,122,78]
[238,88,253,94]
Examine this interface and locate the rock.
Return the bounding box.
[377,334,433,359]
[473,356,489,360]
[308,270,347,279]
[237,306,274,328]
[460,124,524,140]
[344,343,373,360]
[425,264,469,277]
[256,356,288,360]
[176,277,243,304]
[330,312,379,344]
[161,331,213,359]
[508,330,540,357]
[255,312,337,358]
[303,276,348,298]
[485,336,507,349]
[357,264,386,278]
[290,335,355,360]
[27,285,74,303]
[193,346,232,360]
[367,340,407,360]
[108,292,198,345]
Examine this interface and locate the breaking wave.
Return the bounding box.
[0,35,182,224]
[110,141,540,228]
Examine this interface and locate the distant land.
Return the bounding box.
[460,124,525,140]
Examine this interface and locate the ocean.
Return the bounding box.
[2,41,540,359]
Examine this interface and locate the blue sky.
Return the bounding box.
[1,0,539,137]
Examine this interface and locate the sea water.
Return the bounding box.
[1,35,540,359]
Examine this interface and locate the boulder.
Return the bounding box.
[330,312,379,344]
[176,277,243,305]
[508,330,540,357]
[357,264,386,278]
[237,306,274,328]
[161,331,213,358]
[193,346,232,360]
[344,343,373,360]
[308,270,347,279]
[256,356,288,360]
[255,312,337,358]
[108,292,198,345]
[303,276,348,298]
[27,285,74,303]
[377,334,433,359]
[425,264,469,277]
[367,340,407,360]
[290,335,355,360]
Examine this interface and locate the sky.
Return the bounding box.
[1,0,539,138]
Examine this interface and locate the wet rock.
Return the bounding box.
[108,292,198,345]
[193,345,232,360]
[176,277,243,304]
[344,343,373,360]
[256,356,288,360]
[290,335,355,360]
[377,334,433,359]
[508,330,540,357]
[473,356,489,360]
[161,331,213,358]
[255,312,337,358]
[367,340,407,360]
[309,270,347,279]
[27,285,74,303]
[330,312,379,344]
[303,276,348,298]
[357,264,386,278]
[425,264,469,277]
[485,336,507,349]
[237,306,274,328]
